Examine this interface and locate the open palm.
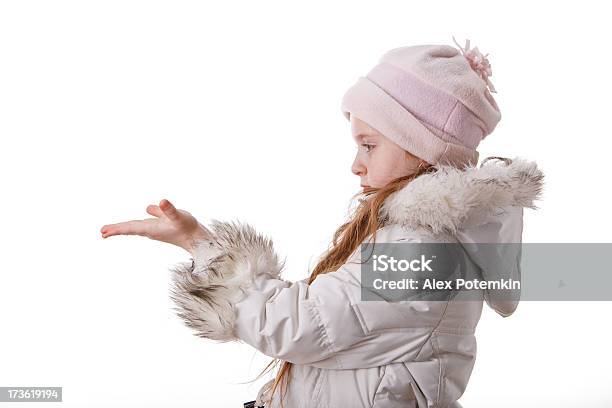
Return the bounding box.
[100,199,211,253]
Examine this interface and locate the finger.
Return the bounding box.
[101,220,149,238]
[159,199,180,222]
[102,221,145,237]
[146,205,163,218]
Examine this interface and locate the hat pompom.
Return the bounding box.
[452,36,497,93]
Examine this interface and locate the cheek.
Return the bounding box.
[367,151,394,181]
[369,148,410,185]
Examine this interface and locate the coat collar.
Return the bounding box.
[379,157,545,235]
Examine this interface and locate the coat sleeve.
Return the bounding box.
[169,220,448,370]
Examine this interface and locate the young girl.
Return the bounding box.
[101,37,544,408]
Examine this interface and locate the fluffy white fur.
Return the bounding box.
[169,219,286,342]
[379,156,544,235]
[170,156,544,341]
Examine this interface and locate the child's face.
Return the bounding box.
[350,115,425,190]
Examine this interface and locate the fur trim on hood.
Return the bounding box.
[379,156,544,235]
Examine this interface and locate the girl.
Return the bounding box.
[101,37,544,408]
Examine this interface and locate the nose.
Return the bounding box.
[351,155,366,177]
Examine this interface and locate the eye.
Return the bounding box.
[361,143,375,153]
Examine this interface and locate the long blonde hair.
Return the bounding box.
[246,156,438,407]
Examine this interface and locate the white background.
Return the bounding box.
[1,1,611,407]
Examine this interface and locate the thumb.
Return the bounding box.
[159,199,181,222]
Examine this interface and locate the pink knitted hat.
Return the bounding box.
[341,36,501,167]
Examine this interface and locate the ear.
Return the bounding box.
[404,149,428,166]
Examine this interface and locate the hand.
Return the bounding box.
[100,199,213,254]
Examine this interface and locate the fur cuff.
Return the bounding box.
[169,220,286,341]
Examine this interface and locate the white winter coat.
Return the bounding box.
[169,157,544,408]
